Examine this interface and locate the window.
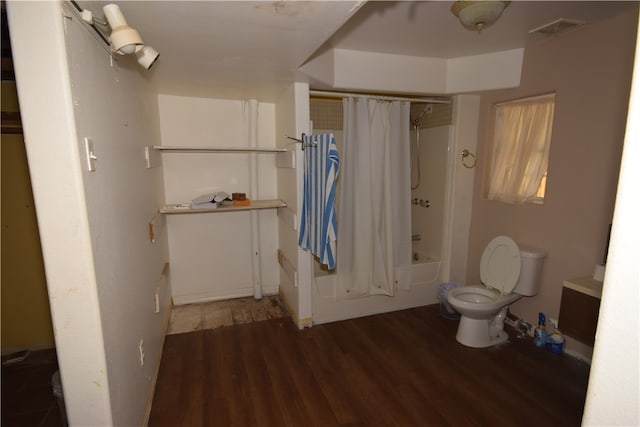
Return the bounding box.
[487,93,555,204]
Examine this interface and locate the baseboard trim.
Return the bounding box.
[172,287,280,306]
[140,300,172,426]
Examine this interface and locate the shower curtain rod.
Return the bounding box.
[309,90,450,104]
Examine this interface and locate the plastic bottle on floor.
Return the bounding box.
[533,312,547,348]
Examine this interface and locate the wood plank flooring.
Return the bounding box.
[149,304,590,427]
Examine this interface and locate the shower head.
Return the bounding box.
[411,104,431,127]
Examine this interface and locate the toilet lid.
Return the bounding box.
[480,236,521,294]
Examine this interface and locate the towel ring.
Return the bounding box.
[461,149,477,169]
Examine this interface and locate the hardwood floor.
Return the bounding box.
[149,304,590,427]
[1,349,64,427]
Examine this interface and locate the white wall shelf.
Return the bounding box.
[152,145,287,153]
[160,199,286,215]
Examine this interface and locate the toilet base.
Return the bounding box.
[455,316,510,348]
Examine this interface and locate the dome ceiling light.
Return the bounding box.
[451,1,511,33]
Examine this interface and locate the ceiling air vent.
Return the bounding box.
[528,18,585,36]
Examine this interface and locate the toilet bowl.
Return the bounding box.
[448,236,546,348]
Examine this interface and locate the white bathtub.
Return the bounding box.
[314,252,441,298]
[411,250,441,285]
[313,254,442,324]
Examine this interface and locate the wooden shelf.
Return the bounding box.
[153,145,287,154]
[160,199,286,215]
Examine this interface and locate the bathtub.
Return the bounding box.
[411,250,441,285]
[312,253,442,324]
[314,251,441,297]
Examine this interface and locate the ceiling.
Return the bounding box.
[325,1,636,59]
[76,1,637,101]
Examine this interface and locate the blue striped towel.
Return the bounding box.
[298,133,340,269]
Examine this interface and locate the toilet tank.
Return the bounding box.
[513,245,547,296]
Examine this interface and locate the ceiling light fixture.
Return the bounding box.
[102,4,143,55]
[451,1,511,33]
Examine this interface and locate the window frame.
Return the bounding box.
[485,92,556,205]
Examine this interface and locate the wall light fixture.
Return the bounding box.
[135,46,160,70]
[102,4,143,55]
[77,2,159,70]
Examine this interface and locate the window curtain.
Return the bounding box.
[488,94,555,204]
[336,97,412,298]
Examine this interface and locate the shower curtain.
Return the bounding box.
[336,97,412,298]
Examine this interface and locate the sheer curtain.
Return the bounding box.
[336,97,412,298]
[488,94,555,204]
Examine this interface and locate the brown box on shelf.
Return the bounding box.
[233,199,250,206]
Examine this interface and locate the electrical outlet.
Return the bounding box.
[138,340,145,366]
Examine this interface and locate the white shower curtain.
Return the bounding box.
[336,97,412,298]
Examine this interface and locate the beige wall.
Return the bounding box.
[411,125,451,261]
[467,9,638,343]
[1,81,55,351]
[157,95,279,304]
[9,2,172,423]
[276,82,314,327]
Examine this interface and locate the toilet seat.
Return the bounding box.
[480,236,521,295]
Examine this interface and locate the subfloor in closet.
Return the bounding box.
[167,295,288,335]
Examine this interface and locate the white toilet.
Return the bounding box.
[448,236,546,348]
